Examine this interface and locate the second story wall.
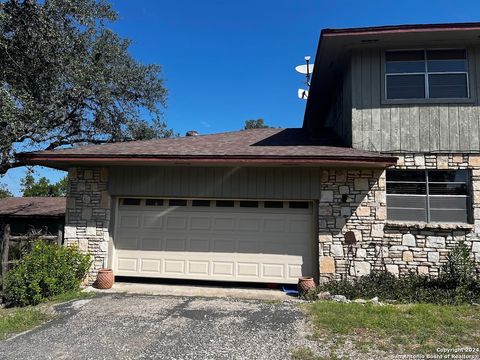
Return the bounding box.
[350,46,480,153]
[325,61,353,146]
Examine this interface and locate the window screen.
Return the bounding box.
[121,198,141,206]
[169,199,187,206]
[385,49,468,100]
[192,200,210,207]
[386,170,470,223]
[145,199,164,206]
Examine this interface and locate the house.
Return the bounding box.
[0,197,65,237]
[17,22,480,284]
[0,197,65,277]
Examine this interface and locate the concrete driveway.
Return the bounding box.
[0,294,316,360]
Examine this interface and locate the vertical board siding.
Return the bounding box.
[109,166,324,200]
[350,46,480,153]
[371,48,382,152]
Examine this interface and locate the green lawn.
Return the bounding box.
[0,290,95,340]
[0,307,51,340]
[304,301,480,355]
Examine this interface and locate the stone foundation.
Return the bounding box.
[64,167,111,284]
[318,153,480,283]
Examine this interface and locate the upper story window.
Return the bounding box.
[385,49,469,100]
[386,169,470,223]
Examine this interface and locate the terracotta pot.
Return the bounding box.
[93,269,114,289]
[297,276,316,294]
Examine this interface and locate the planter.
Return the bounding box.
[93,269,114,289]
[297,276,316,294]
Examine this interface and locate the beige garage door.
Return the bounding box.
[113,198,315,284]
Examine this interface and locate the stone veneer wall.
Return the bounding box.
[318,154,480,283]
[64,167,110,284]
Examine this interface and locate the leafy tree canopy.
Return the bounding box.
[0,183,12,198]
[243,119,270,129]
[0,0,171,175]
[21,171,67,197]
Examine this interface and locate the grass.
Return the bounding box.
[290,347,347,360]
[0,290,95,340]
[48,290,96,304]
[305,301,480,354]
[0,307,51,340]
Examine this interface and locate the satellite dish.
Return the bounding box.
[298,88,309,100]
[295,55,313,101]
[295,64,314,75]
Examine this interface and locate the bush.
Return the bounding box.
[3,241,91,307]
[317,241,480,305]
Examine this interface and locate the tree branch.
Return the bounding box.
[45,137,109,150]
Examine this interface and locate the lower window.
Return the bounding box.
[386,169,470,223]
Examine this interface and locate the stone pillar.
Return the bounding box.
[318,168,386,283]
[64,167,110,284]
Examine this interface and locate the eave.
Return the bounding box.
[18,154,398,170]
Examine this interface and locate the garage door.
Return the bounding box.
[113,198,315,284]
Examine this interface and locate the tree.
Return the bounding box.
[243,119,270,129]
[0,183,12,198]
[21,173,67,197]
[0,0,171,175]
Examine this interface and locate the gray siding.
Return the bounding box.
[350,47,480,153]
[109,166,324,200]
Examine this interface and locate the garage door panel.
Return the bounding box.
[189,238,210,252]
[188,261,209,275]
[119,214,140,228]
[214,218,235,230]
[238,218,259,231]
[141,237,162,250]
[237,262,259,277]
[166,216,188,229]
[143,215,164,229]
[164,260,185,274]
[237,239,259,253]
[114,199,314,283]
[116,235,139,250]
[288,264,303,278]
[289,219,311,233]
[117,257,138,272]
[262,263,285,278]
[140,259,161,273]
[263,219,285,232]
[212,261,234,276]
[212,238,235,252]
[165,238,187,251]
[190,216,211,230]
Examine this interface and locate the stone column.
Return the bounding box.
[64,167,111,284]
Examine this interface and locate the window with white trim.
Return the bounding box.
[385,49,469,100]
[386,169,470,223]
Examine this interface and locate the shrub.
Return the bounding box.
[3,241,91,307]
[317,242,480,305]
[441,240,476,285]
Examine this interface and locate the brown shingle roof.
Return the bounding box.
[0,197,66,218]
[18,128,396,167]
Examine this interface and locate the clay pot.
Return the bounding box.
[93,269,114,289]
[297,276,316,294]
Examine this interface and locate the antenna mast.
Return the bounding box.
[295,56,314,100]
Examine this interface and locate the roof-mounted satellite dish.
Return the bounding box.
[295,64,314,74]
[298,88,309,100]
[295,55,313,100]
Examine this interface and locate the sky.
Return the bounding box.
[3,0,480,195]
